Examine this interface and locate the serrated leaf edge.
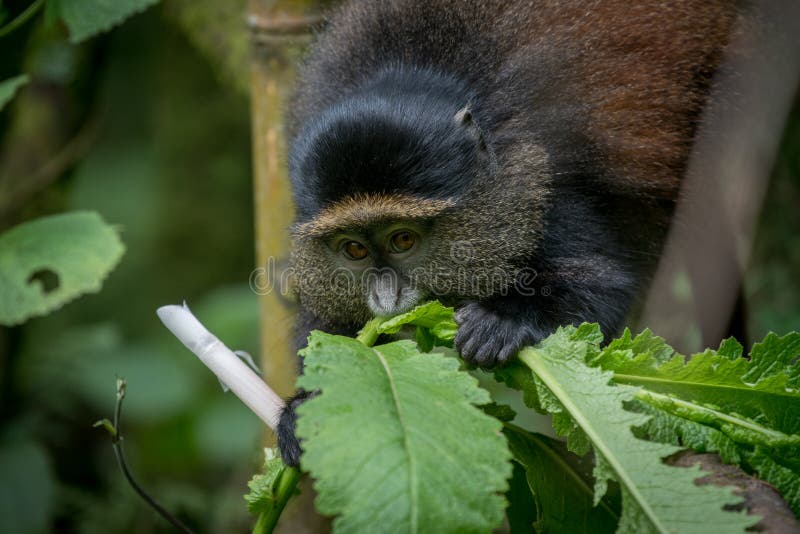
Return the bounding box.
[521,347,680,533]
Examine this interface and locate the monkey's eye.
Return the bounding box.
[388,230,416,253]
[342,240,369,260]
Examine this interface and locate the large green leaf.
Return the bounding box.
[501,325,755,533]
[50,0,160,43]
[590,327,800,515]
[296,332,511,533]
[594,330,800,435]
[0,211,124,325]
[0,74,28,112]
[504,424,620,533]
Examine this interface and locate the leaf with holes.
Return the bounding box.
[48,0,160,43]
[296,332,511,533]
[0,211,124,325]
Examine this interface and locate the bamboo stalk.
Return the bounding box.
[247,0,325,419]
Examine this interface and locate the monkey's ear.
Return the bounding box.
[453,106,473,126]
[455,105,489,153]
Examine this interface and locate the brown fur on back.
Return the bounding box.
[292,0,743,200]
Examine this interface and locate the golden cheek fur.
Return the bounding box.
[289,238,372,324]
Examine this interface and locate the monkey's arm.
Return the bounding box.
[277,390,315,467]
[455,255,638,369]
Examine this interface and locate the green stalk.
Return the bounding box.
[253,466,302,534]
[356,317,383,346]
[0,0,44,38]
[633,388,800,448]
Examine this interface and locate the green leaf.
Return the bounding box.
[747,447,800,515]
[0,211,125,326]
[50,0,160,43]
[481,402,517,422]
[296,332,511,533]
[590,328,800,515]
[244,448,292,515]
[505,460,539,533]
[595,330,800,436]
[634,389,800,448]
[0,74,28,112]
[245,448,302,533]
[504,326,755,533]
[634,403,743,466]
[504,424,620,533]
[376,300,457,345]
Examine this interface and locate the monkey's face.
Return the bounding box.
[318,223,426,317]
[289,184,545,325]
[290,194,458,324]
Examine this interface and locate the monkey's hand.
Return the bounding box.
[454,301,542,369]
[277,389,317,467]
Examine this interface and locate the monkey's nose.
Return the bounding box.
[368,278,424,317]
[368,278,401,316]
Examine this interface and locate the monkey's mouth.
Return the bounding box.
[367,284,425,318]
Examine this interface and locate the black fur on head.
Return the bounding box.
[289,67,490,222]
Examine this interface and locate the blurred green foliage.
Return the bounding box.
[746,104,800,339]
[0,0,797,532]
[1,1,261,532]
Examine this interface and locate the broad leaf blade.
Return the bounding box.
[0,211,125,325]
[296,332,511,533]
[51,0,160,43]
[504,424,620,533]
[597,330,800,435]
[509,326,755,533]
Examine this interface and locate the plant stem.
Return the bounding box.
[633,388,800,448]
[356,317,383,346]
[253,466,302,534]
[98,379,195,534]
[0,0,44,38]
